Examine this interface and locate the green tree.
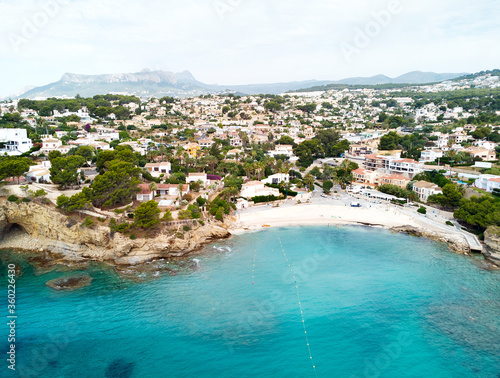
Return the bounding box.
[330,139,350,157]
[75,146,94,166]
[56,187,93,213]
[275,135,296,147]
[293,139,322,167]
[134,200,161,228]
[0,157,32,184]
[48,150,62,161]
[334,159,358,188]
[264,101,282,112]
[91,161,141,208]
[323,180,334,193]
[224,175,243,190]
[50,155,85,189]
[297,103,316,113]
[454,196,500,231]
[303,173,315,192]
[378,132,400,150]
[314,129,340,156]
[441,183,463,209]
[162,210,174,221]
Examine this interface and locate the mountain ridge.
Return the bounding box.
[13,69,468,99]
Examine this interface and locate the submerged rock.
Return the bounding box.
[105,358,135,378]
[46,274,93,290]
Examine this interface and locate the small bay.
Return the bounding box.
[2,226,499,377]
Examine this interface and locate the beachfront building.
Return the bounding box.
[474,175,500,192]
[377,174,410,189]
[145,162,172,178]
[412,181,443,202]
[364,154,423,179]
[364,153,398,171]
[388,159,424,178]
[240,181,280,199]
[352,168,378,185]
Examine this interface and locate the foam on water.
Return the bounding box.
[2,226,499,378]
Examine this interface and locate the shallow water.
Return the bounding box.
[2,226,499,377]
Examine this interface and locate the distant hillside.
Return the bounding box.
[16,69,468,99]
[292,71,468,93]
[452,69,500,81]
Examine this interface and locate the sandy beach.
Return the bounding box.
[232,203,430,232]
[228,200,481,256]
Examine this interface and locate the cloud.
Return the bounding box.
[0,0,499,96]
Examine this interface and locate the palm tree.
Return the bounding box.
[243,162,253,178]
[175,145,185,166]
[205,155,218,174]
[177,183,185,205]
[256,161,266,181]
[303,173,315,192]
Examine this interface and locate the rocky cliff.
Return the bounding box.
[0,199,231,265]
[484,226,500,264]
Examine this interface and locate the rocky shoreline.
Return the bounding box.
[388,225,470,255]
[0,199,231,266]
[0,199,498,271]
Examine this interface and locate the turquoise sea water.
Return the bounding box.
[1,226,500,378]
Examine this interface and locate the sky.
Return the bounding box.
[1,0,499,97]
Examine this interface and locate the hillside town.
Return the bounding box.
[0,71,499,242]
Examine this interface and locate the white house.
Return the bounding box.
[412,181,443,202]
[156,184,190,197]
[236,198,249,209]
[41,138,62,153]
[419,149,444,163]
[268,144,294,158]
[186,172,208,185]
[0,128,33,155]
[240,180,280,199]
[145,162,172,178]
[136,183,190,201]
[466,147,496,161]
[136,184,155,202]
[474,175,500,192]
[25,161,52,183]
[262,173,289,185]
[230,137,243,147]
[226,149,241,158]
[198,139,214,148]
